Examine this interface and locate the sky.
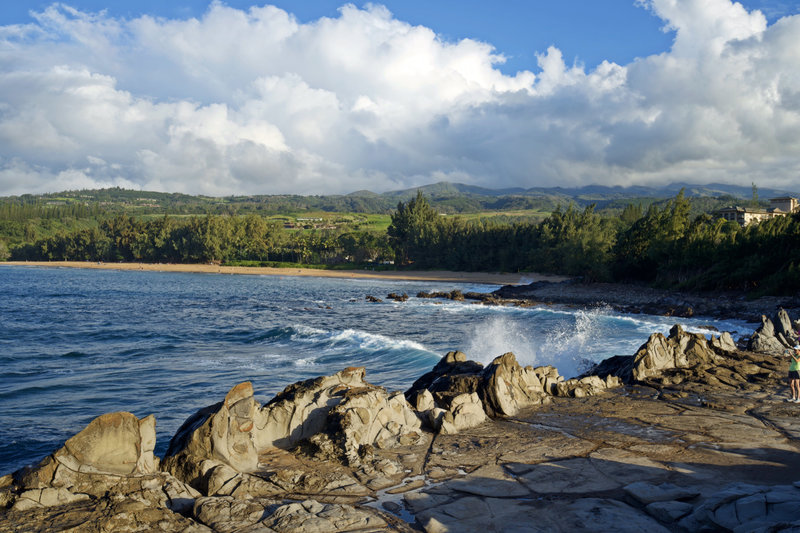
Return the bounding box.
[0,1,799,196]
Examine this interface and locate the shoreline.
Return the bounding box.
[0,261,563,286]
[494,279,800,322]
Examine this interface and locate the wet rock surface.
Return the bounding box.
[3,318,800,532]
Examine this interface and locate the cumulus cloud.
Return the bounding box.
[0,0,798,195]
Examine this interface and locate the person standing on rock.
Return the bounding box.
[788,345,800,402]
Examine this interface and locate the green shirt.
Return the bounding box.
[790,353,800,372]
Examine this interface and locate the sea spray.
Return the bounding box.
[462,309,605,378]
[462,316,540,368]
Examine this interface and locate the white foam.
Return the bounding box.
[329,329,428,352]
[461,308,635,378]
[291,325,327,337]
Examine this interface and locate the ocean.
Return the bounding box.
[0,265,753,474]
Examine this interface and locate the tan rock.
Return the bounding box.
[710,331,738,353]
[251,368,421,467]
[439,393,486,435]
[163,382,259,487]
[413,389,435,412]
[749,315,788,354]
[255,368,367,451]
[480,352,546,416]
[261,499,396,532]
[193,496,280,532]
[59,412,158,476]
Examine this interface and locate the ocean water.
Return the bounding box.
[0,265,753,474]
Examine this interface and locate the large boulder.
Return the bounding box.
[405,351,484,409]
[774,309,799,347]
[254,367,422,466]
[749,315,791,354]
[52,411,157,476]
[7,412,200,515]
[254,367,370,450]
[163,382,259,488]
[164,370,423,484]
[438,393,486,435]
[15,411,158,496]
[325,387,423,465]
[479,352,547,417]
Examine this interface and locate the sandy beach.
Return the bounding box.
[1,261,566,286]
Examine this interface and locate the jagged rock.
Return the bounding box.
[775,309,798,346]
[412,389,435,412]
[533,365,563,395]
[255,368,368,450]
[163,370,421,491]
[365,295,382,303]
[480,352,546,416]
[439,393,486,435]
[409,351,617,432]
[415,290,465,301]
[326,388,423,465]
[163,382,259,488]
[387,293,409,302]
[254,367,421,466]
[405,351,484,407]
[749,315,789,354]
[710,331,738,353]
[592,325,720,383]
[553,374,620,398]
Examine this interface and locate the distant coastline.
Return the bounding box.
[0,261,563,286]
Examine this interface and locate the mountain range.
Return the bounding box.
[4,181,797,215]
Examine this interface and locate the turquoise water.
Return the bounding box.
[0,265,753,474]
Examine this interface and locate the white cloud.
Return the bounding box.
[0,0,798,195]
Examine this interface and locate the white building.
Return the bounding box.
[717,196,799,226]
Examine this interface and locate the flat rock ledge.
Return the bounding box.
[3,317,800,532]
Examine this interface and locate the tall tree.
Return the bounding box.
[387,191,439,265]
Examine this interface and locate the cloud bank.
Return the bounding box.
[0,0,798,195]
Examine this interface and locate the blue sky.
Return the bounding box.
[2,0,794,72]
[0,1,799,195]
[1,1,679,73]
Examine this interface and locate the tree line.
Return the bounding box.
[8,214,391,266]
[3,190,799,295]
[387,191,800,294]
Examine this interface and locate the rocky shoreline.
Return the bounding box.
[2,312,800,532]
[490,280,800,322]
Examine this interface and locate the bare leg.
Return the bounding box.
[792,378,800,400]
